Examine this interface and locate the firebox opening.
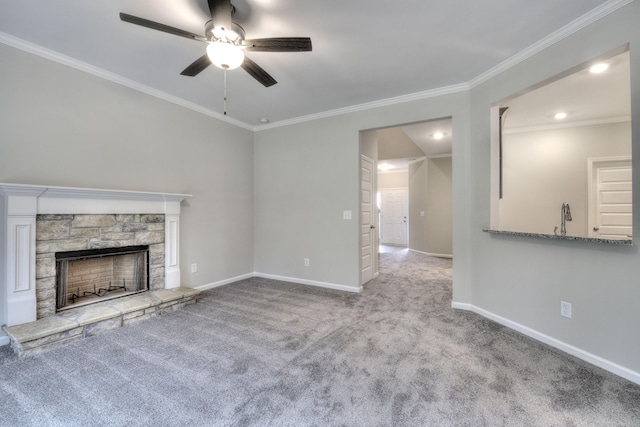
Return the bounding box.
[55,245,150,311]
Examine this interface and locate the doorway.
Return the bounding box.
[359,117,454,285]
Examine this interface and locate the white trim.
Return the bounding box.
[0,32,253,132]
[379,187,408,192]
[255,84,469,131]
[165,214,181,288]
[427,153,453,160]
[468,0,635,88]
[255,272,362,293]
[409,249,453,259]
[0,333,9,347]
[194,272,363,293]
[377,170,410,176]
[193,273,255,291]
[451,301,640,386]
[504,116,631,135]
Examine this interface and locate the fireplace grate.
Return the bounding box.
[56,245,150,311]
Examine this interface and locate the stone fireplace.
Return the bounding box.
[36,214,165,318]
[0,183,191,331]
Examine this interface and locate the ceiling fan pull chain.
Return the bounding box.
[223,67,228,116]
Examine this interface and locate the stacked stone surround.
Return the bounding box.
[36,214,166,319]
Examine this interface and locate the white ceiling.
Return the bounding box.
[401,119,452,158]
[0,0,617,128]
[503,49,631,131]
[377,119,452,173]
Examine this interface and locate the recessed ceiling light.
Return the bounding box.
[259,118,270,124]
[589,63,609,74]
[433,132,444,140]
[378,163,393,171]
[554,112,567,120]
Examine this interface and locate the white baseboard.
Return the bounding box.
[0,333,9,346]
[409,249,453,259]
[193,273,254,292]
[451,301,640,385]
[255,272,362,293]
[193,272,362,294]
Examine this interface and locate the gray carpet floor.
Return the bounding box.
[0,249,639,426]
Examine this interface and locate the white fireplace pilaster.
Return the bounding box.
[165,213,180,289]
[1,188,42,326]
[0,183,191,327]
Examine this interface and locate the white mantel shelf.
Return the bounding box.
[0,183,191,200]
[0,183,192,329]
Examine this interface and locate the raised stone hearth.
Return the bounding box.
[4,287,199,357]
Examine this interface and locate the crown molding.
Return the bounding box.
[0,32,253,131]
[254,84,469,131]
[504,115,631,135]
[469,0,635,88]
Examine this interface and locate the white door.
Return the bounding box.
[361,155,375,284]
[588,157,632,238]
[381,188,408,246]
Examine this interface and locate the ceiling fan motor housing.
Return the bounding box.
[205,19,246,44]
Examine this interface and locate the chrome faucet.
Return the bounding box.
[561,202,572,236]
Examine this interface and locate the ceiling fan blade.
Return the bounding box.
[241,57,277,87]
[208,0,232,30]
[120,13,207,42]
[243,37,312,52]
[180,54,212,77]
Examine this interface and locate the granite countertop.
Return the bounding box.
[483,229,633,245]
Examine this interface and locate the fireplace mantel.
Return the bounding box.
[0,183,191,329]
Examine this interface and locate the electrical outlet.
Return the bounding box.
[191,263,198,273]
[304,258,310,267]
[560,300,572,318]
[343,210,352,220]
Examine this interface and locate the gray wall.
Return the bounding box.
[427,157,453,255]
[500,122,631,235]
[378,172,408,189]
[408,160,428,252]
[377,128,424,160]
[254,92,470,290]
[0,43,255,288]
[408,158,453,256]
[469,2,640,374]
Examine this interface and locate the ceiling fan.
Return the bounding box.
[120,0,312,87]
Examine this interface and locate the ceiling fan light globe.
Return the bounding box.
[207,42,245,70]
